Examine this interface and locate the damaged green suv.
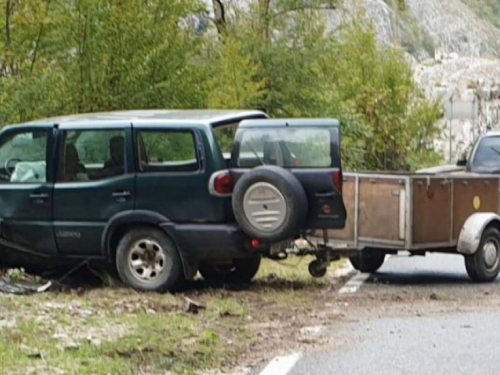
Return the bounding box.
[0,110,346,291]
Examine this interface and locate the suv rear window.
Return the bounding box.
[236,128,332,168]
[137,130,198,173]
[60,129,125,182]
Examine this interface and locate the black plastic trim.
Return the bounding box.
[0,237,105,262]
[160,222,254,264]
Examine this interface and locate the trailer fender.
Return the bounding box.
[457,213,500,255]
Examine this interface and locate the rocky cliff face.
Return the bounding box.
[206,0,500,162]
[404,0,500,58]
[327,0,500,162]
[327,0,500,60]
[415,57,500,162]
[402,0,500,161]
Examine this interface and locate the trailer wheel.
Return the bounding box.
[349,249,386,273]
[308,259,327,278]
[464,227,500,282]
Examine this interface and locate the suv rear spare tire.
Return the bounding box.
[232,166,308,243]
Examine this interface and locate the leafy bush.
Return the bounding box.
[0,0,442,171]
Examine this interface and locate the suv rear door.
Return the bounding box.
[230,119,346,230]
[133,126,220,222]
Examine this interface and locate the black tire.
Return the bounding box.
[308,259,327,278]
[116,227,184,292]
[232,166,308,243]
[349,249,386,273]
[199,254,261,284]
[464,227,500,283]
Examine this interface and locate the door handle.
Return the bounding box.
[29,193,49,199]
[315,191,336,198]
[112,191,131,198]
[112,190,131,202]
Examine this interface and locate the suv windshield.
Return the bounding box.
[236,127,333,168]
[472,136,500,172]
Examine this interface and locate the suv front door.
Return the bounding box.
[53,124,135,255]
[0,126,57,255]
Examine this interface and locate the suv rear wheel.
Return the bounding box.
[199,254,261,284]
[116,227,184,292]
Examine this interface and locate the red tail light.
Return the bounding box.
[212,171,234,196]
[333,170,343,195]
[251,239,261,249]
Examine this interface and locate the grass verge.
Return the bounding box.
[0,257,345,374]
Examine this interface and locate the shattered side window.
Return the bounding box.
[0,130,48,183]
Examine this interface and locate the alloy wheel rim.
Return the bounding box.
[483,240,499,271]
[128,239,166,282]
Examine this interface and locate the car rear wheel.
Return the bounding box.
[232,166,308,243]
[465,227,500,283]
[116,227,184,292]
[349,249,386,273]
[199,254,261,284]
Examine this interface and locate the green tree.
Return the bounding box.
[317,18,442,170]
[56,0,205,113]
[214,2,441,170]
[0,0,206,125]
[206,37,266,109]
[0,0,67,125]
[0,0,443,171]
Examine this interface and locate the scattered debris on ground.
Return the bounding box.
[0,269,51,295]
[184,296,207,314]
[0,258,347,374]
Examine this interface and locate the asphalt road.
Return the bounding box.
[257,253,500,375]
[290,310,500,375]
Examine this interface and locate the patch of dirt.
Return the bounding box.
[0,260,352,373]
[178,283,348,368]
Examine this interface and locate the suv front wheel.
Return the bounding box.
[116,227,184,292]
[199,254,261,284]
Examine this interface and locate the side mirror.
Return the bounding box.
[456,156,467,167]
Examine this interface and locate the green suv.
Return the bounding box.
[0,110,346,291]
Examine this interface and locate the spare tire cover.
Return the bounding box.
[232,166,308,242]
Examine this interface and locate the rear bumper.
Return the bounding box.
[160,222,260,270]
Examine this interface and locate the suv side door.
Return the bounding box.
[0,126,57,255]
[134,126,220,222]
[52,123,135,255]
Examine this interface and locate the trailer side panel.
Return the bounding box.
[412,178,452,244]
[452,178,499,240]
[358,177,404,242]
